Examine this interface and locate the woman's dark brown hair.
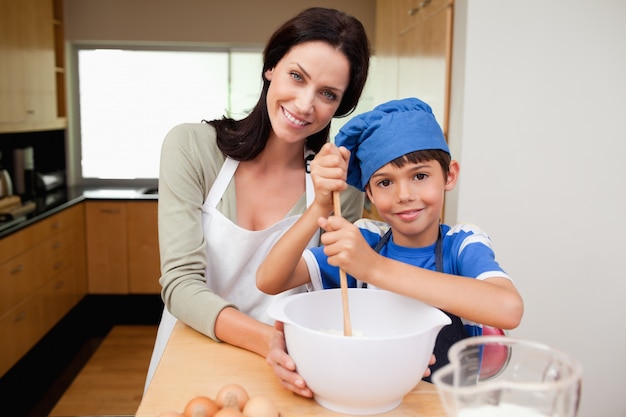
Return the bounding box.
[210,7,371,160]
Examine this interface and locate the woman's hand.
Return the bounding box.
[266,321,313,398]
[309,143,351,212]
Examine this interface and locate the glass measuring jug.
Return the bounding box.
[432,336,582,417]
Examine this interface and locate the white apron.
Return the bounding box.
[145,157,317,391]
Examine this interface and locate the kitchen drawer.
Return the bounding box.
[40,228,75,279]
[0,203,86,378]
[39,268,81,334]
[0,228,74,317]
[0,242,48,316]
[0,204,82,263]
[0,292,44,376]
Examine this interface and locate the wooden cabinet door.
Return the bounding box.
[69,203,88,297]
[0,293,45,376]
[374,0,453,134]
[396,0,453,133]
[0,0,63,132]
[22,0,57,125]
[127,201,161,294]
[0,0,27,123]
[85,201,129,294]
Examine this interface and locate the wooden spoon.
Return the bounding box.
[333,190,353,336]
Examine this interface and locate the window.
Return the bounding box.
[71,46,263,185]
[69,45,375,187]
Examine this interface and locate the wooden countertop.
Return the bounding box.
[135,321,447,417]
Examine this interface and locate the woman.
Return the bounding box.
[145,7,371,397]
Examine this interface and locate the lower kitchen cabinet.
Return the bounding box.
[85,200,160,295]
[0,203,86,377]
[127,201,161,294]
[84,201,128,293]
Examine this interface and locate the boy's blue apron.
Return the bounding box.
[371,226,468,382]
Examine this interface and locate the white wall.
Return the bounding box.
[446,1,626,416]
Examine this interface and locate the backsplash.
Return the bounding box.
[0,129,67,199]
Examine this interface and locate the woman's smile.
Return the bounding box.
[282,106,310,127]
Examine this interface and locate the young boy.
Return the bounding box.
[257,97,523,377]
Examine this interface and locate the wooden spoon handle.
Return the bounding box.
[333,190,353,337]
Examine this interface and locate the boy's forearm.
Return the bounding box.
[257,203,330,294]
[362,258,523,329]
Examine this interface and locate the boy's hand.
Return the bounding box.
[318,215,377,279]
[266,321,313,398]
[309,143,350,211]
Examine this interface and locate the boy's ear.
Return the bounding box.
[445,160,460,191]
[365,183,374,201]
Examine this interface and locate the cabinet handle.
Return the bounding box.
[408,0,432,15]
[52,241,63,249]
[54,280,65,289]
[14,311,27,322]
[53,261,64,270]
[10,264,24,274]
[100,209,121,214]
[51,221,62,230]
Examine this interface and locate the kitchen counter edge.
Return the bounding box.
[0,186,158,239]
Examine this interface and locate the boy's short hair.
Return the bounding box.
[335,97,449,191]
[387,149,452,183]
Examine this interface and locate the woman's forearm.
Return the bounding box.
[214,306,274,357]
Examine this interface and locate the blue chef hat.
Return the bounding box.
[334,97,449,191]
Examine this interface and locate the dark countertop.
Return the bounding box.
[0,186,158,239]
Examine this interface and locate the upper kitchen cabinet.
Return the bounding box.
[374,0,454,135]
[52,0,66,119]
[0,0,66,133]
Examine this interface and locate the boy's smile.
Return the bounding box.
[395,207,424,222]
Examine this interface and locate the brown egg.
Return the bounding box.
[242,395,279,417]
[183,395,220,417]
[215,383,250,411]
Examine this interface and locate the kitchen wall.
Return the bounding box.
[446,1,626,416]
[63,0,376,185]
[64,0,375,45]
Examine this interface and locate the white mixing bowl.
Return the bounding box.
[268,288,451,415]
